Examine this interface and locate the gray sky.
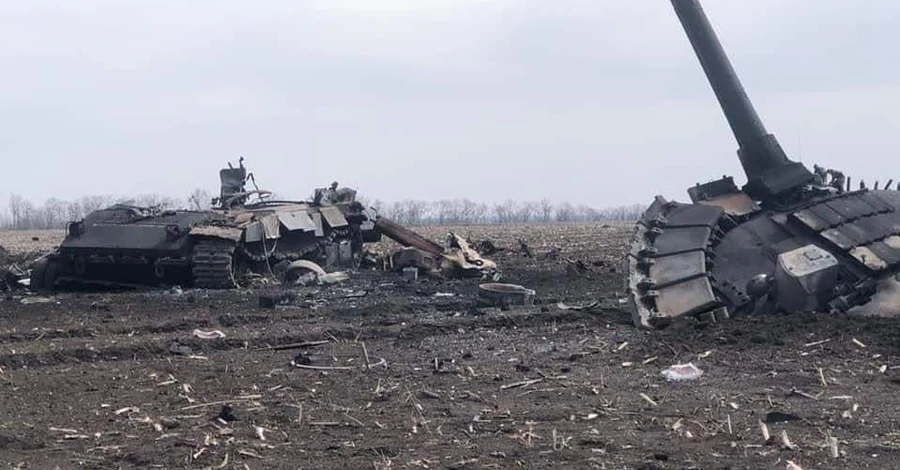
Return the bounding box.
[2,0,899,211]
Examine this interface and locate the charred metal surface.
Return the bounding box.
[376,217,499,279]
[625,0,900,327]
[37,159,383,291]
[375,217,445,255]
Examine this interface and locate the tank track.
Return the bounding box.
[626,189,900,328]
[625,196,730,329]
[238,227,352,263]
[191,238,237,289]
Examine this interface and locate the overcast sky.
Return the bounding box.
[2,0,898,211]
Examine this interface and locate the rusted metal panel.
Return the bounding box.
[277,211,316,232]
[319,206,349,228]
[189,225,243,242]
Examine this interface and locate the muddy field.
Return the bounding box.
[2,223,900,469]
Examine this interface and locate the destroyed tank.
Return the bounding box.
[625,0,900,328]
[31,158,381,291]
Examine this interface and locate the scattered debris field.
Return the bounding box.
[1,223,900,469]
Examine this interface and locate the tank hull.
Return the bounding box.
[34,199,381,291]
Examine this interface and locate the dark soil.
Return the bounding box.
[1,223,900,469]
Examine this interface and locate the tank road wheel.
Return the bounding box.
[29,257,59,294]
[29,258,48,292]
[191,238,238,289]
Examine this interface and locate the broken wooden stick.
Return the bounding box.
[292,357,387,371]
[179,396,261,411]
[781,430,794,450]
[257,340,330,351]
[827,436,839,458]
[639,393,658,407]
[759,420,771,442]
[500,378,543,390]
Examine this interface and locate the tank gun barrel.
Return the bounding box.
[670,0,815,201]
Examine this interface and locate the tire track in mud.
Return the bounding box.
[0,305,627,370]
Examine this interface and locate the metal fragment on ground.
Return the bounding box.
[478,283,535,307]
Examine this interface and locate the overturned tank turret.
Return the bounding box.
[626,0,900,328]
[32,157,382,291]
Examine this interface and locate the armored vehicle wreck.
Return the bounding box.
[31,158,381,291]
[626,0,900,328]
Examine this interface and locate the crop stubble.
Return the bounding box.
[1,223,900,469]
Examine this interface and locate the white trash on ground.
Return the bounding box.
[660,363,704,382]
[193,329,226,339]
[318,272,349,284]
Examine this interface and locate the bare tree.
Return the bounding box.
[516,201,537,223]
[458,198,478,222]
[188,188,212,210]
[66,200,84,221]
[555,201,574,222]
[8,193,26,229]
[492,201,513,224]
[387,201,406,223]
[123,193,183,210]
[20,199,35,229]
[575,204,592,221]
[41,198,67,229]
[371,199,386,215]
[79,195,113,213]
[403,200,430,226]
[475,203,489,223]
[540,198,553,222]
[435,200,463,225]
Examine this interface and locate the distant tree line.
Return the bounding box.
[0,191,644,230]
[0,190,212,230]
[363,198,645,226]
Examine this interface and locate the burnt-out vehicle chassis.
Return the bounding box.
[31,158,381,291]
